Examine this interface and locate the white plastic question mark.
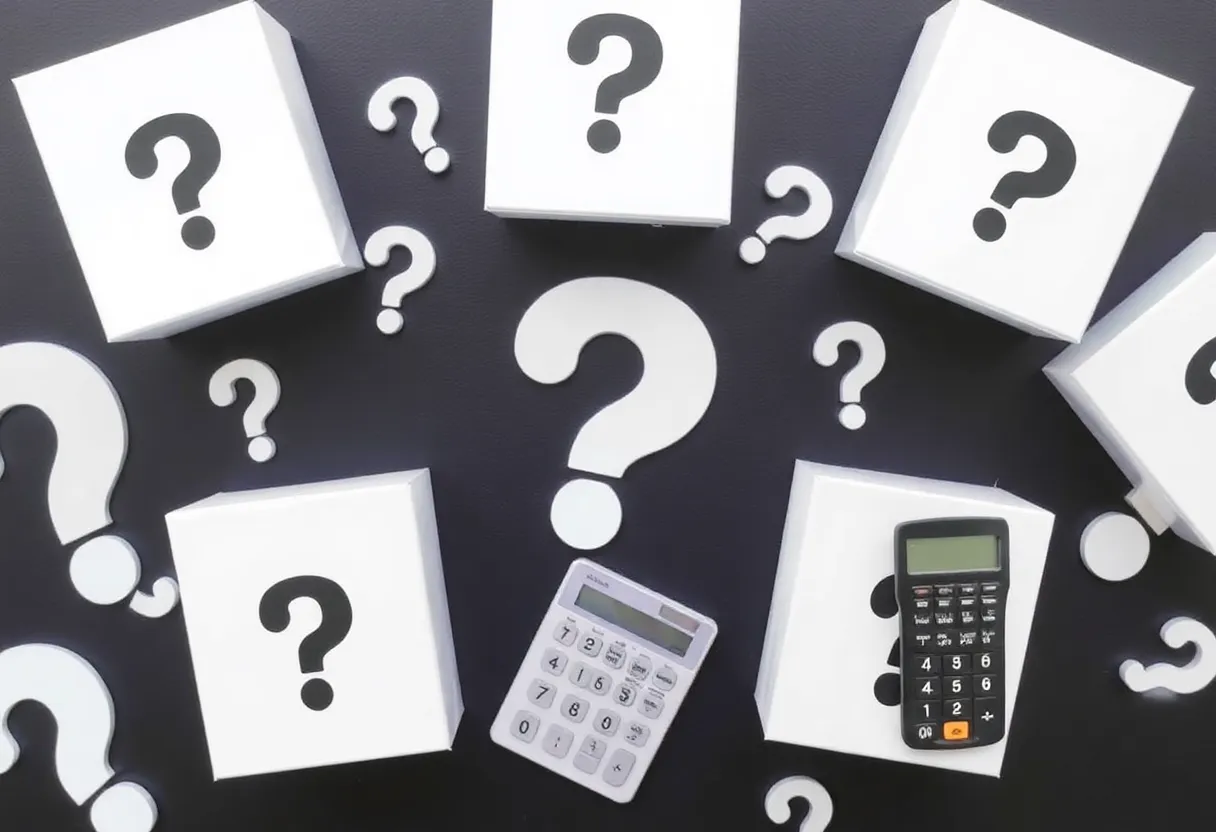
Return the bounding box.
[515,277,717,551]
[0,342,178,618]
[739,166,833,265]
[766,775,834,832]
[1120,617,1216,695]
[812,321,886,431]
[362,225,438,335]
[368,76,451,174]
[208,359,281,463]
[0,644,158,832]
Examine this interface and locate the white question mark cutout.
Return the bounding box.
[740,166,833,265]
[1120,616,1216,695]
[0,342,178,618]
[0,644,158,832]
[368,76,451,174]
[515,277,717,550]
[766,775,834,832]
[362,225,438,335]
[1080,512,1151,582]
[812,321,886,430]
[208,359,281,463]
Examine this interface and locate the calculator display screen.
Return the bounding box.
[574,586,693,657]
[906,534,999,574]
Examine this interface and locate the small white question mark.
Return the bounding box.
[1120,617,1216,695]
[812,321,886,431]
[0,643,159,832]
[209,359,281,463]
[0,342,178,618]
[739,166,833,265]
[368,76,451,174]
[362,225,438,335]
[515,277,717,551]
[766,775,834,832]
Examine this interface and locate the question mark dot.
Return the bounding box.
[70,535,140,605]
[423,147,451,174]
[587,120,621,154]
[181,216,215,250]
[90,782,157,832]
[839,403,866,430]
[739,236,767,265]
[1081,512,1150,582]
[551,478,622,550]
[248,435,277,463]
[301,678,334,711]
[972,208,1006,242]
[377,309,405,335]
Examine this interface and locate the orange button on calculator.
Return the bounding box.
[944,721,970,740]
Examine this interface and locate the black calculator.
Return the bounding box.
[895,518,1008,750]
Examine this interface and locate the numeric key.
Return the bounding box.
[553,622,577,646]
[914,654,940,674]
[541,648,567,676]
[945,698,971,720]
[526,679,556,709]
[578,634,603,657]
[914,677,940,699]
[561,694,589,723]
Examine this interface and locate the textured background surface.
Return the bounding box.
[0,1,1214,829]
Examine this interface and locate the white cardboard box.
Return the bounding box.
[836,0,1191,342]
[755,461,1054,777]
[1046,234,1216,553]
[14,1,361,342]
[164,470,462,780]
[484,0,741,225]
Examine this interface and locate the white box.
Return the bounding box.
[484,1,741,225]
[836,0,1191,342]
[14,1,361,342]
[755,461,1054,777]
[1046,234,1216,553]
[164,470,462,780]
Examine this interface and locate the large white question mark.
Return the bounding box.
[515,277,717,551]
[0,342,178,618]
[367,77,451,174]
[812,321,886,431]
[362,225,438,335]
[766,775,834,832]
[1120,617,1216,695]
[208,359,281,463]
[0,643,158,832]
[739,166,833,265]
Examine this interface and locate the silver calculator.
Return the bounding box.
[490,558,717,803]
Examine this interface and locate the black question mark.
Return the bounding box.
[259,576,353,712]
[567,14,664,154]
[1186,336,1216,404]
[870,575,901,707]
[972,110,1077,243]
[124,113,221,251]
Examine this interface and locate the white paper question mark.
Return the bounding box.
[368,76,451,174]
[362,225,438,335]
[739,166,833,265]
[0,342,178,618]
[1120,617,1216,695]
[208,359,281,463]
[766,775,834,832]
[812,321,886,430]
[0,644,158,832]
[515,277,717,551]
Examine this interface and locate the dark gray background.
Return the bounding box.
[0,1,1213,829]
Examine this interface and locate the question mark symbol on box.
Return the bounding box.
[124,113,221,250]
[1120,616,1216,695]
[972,110,1076,242]
[567,14,664,154]
[368,77,451,174]
[1184,334,1216,406]
[515,277,717,550]
[812,322,886,430]
[209,359,281,463]
[0,342,178,618]
[739,166,833,265]
[0,643,159,832]
[259,576,353,711]
[765,775,834,832]
[362,225,437,335]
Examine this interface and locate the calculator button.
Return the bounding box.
[628,655,652,681]
[981,582,1000,593]
[912,633,934,650]
[542,724,574,758]
[614,682,638,707]
[589,671,612,696]
[935,585,954,597]
[511,711,540,743]
[944,654,970,674]
[526,679,557,709]
[975,697,1004,741]
[579,735,607,759]
[603,643,627,669]
[913,654,940,674]
[913,613,932,628]
[959,583,977,596]
[624,721,650,747]
[913,700,941,721]
[944,675,970,697]
[957,630,978,649]
[569,662,591,688]
[573,753,601,774]
[603,749,636,787]
[578,634,603,657]
[914,723,938,742]
[976,652,1000,672]
[653,666,677,690]
[943,721,970,741]
[958,596,976,610]
[960,610,977,625]
[980,628,1001,648]
[542,648,568,676]
[934,630,956,650]
[934,611,956,626]
[553,622,578,646]
[935,598,955,610]
[980,595,999,607]
[912,586,933,598]
[982,609,999,624]
[974,673,999,696]
[561,694,589,723]
[914,677,940,699]
[640,693,665,719]
[913,598,932,612]
[945,699,971,720]
[593,708,621,736]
